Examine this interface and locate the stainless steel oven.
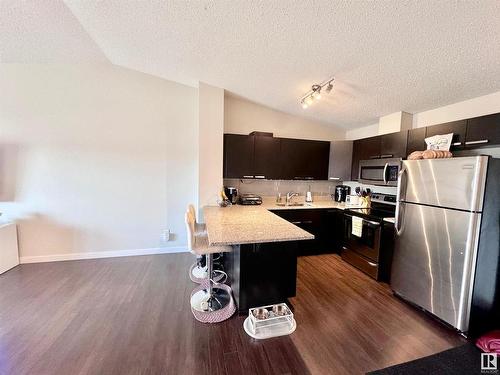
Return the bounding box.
[343,213,381,262]
[340,193,396,280]
[358,158,401,186]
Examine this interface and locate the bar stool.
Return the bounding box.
[185,211,233,312]
[187,204,207,237]
[186,204,223,283]
[187,204,207,281]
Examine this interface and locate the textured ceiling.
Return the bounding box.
[2,1,500,128]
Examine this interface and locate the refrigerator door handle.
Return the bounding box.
[383,163,389,185]
[395,167,407,236]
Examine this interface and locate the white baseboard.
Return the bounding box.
[20,246,188,264]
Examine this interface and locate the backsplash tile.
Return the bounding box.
[223,179,337,199]
[223,179,398,199]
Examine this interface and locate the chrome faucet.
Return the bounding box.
[286,192,299,205]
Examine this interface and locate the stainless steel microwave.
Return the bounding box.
[358,158,401,186]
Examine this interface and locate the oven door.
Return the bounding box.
[343,213,381,262]
[358,158,401,186]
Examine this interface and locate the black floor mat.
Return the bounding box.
[367,343,486,375]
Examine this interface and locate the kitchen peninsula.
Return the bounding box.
[203,205,314,312]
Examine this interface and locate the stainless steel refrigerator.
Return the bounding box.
[391,155,500,334]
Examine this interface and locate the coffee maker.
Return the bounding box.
[334,185,351,202]
[224,187,239,204]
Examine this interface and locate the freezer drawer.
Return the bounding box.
[401,156,488,212]
[391,202,481,332]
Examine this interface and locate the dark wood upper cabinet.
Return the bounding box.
[351,136,381,180]
[224,134,329,180]
[465,113,500,148]
[280,138,330,180]
[406,127,427,155]
[223,134,255,178]
[380,131,408,158]
[253,136,281,179]
[425,120,467,150]
[306,140,330,180]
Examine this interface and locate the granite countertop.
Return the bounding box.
[260,199,361,211]
[203,205,315,246]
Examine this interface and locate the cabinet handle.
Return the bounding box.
[465,140,489,145]
[294,176,314,180]
[369,155,380,159]
[452,142,462,146]
[367,261,377,267]
[344,214,380,226]
[380,154,393,158]
[304,177,314,180]
[291,221,302,224]
[242,175,254,178]
[329,177,341,180]
[254,175,266,179]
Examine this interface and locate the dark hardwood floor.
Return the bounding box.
[0,253,464,375]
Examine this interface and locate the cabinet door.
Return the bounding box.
[321,209,342,253]
[380,131,408,158]
[223,134,254,178]
[306,140,330,180]
[425,120,467,150]
[253,136,281,179]
[280,139,330,180]
[280,138,307,179]
[406,127,427,155]
[328,141,353,181]
[351,136,381,180]
[271,209,323,256]
[465,113,500,148]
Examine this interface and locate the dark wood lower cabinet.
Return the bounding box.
[224,241,298,312]
[271,209,340,256]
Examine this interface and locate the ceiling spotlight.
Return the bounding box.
[299,77,334,109]
[325,81,333,94]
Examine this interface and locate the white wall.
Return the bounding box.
[224,95,345,141]
[0,64,198,260]
[345,123,378,140]
[347,90,500,139]
[198,83,224,214]
[413,90,500,128]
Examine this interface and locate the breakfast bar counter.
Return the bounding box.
[203,204,315,312]
[203,205,314,246]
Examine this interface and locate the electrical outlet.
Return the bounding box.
[160,229,171,243]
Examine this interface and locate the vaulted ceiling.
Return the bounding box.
[2,1,500,129]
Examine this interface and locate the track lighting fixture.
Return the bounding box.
[300,77,334,109]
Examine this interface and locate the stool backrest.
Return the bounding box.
[187,204,197,222]
[185,210,196,252]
